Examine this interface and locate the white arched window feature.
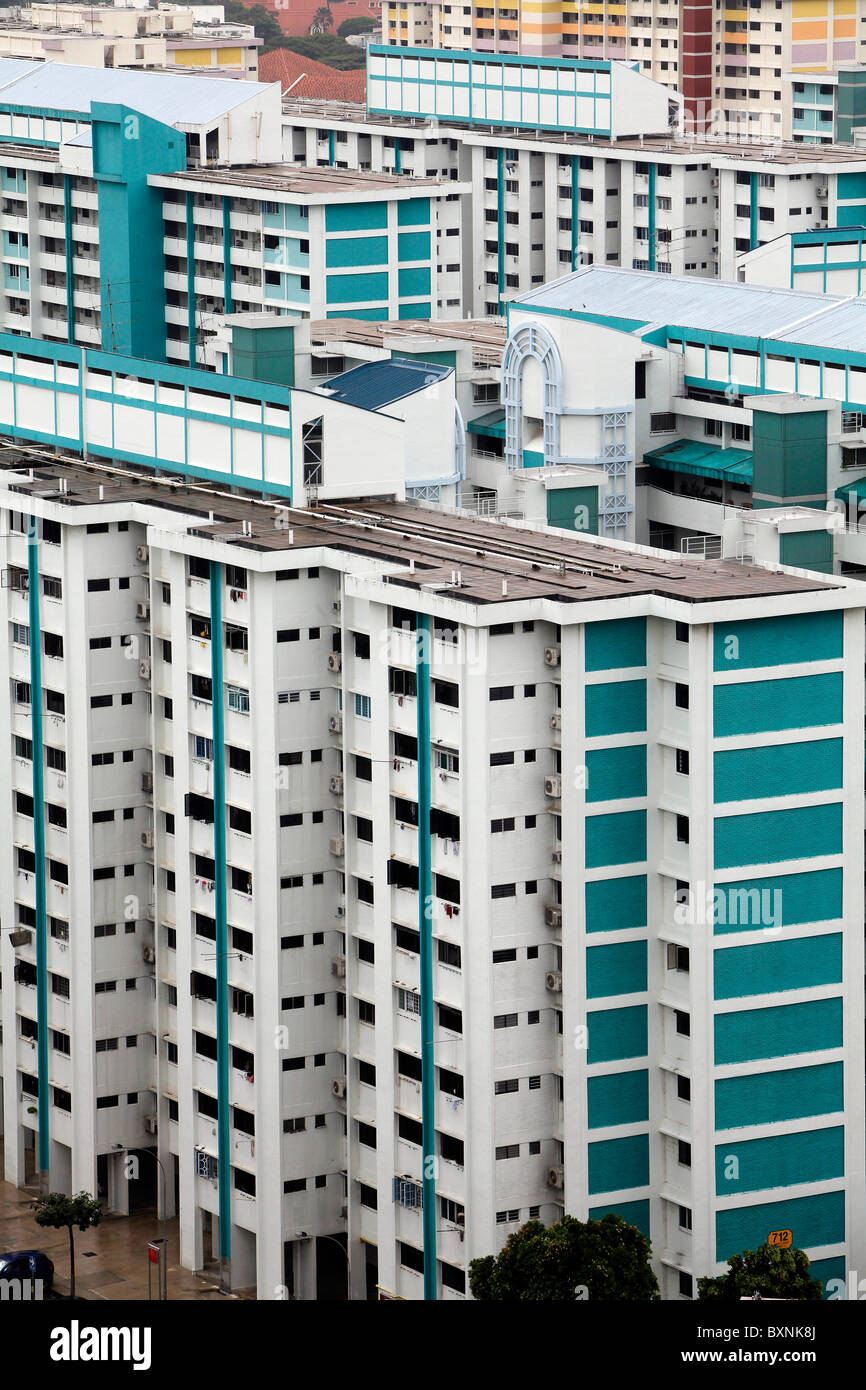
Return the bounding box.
[501,321,564,473]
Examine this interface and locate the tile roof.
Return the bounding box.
[259,46,366,102]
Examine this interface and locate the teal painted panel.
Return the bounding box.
[325,203,388,232]
[325,235,388,268]
[713,738,843,803]
[715,1126,844,1196]
[398,230,430,260]
[713,869,843,935]
[713,612,842,671]
[588,1070,649,1128]
[585,680,646,736]
[587,1005,647,1063]
[326,271,389,305]
[716,1190,844,1263]
[585,616,646,671]
[808,1256,846,1298]
[837,203,866,228]
[586,810,646,868]
[713,673,843,736]
[715,1062,843,1130]
[714,996,843,1064]
[588,1198,650,1238]
[398,265,431,298]
[587,940,647,998]
[585,875,647,933]
[714,803,842,869]
[326,306,389,321]
[586,744,647,803]
[398,300,430,320]
[397,197,430,226]
[714,933,841,999]
[588,1134,649,1195]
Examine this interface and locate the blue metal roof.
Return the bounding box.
[0,57,273,127]
[320,357,451,411]
[515,266,866,354]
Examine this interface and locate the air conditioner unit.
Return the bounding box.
[328,652,342,672]
[331,955,346,977]
[545,905,562,929]
[549,712,561,730]
[332,599,341,612]
[140,829,154,848]
[329,835,345,856]
[139,658,151,681]
[135,545,149,563]
[544,775,562,798]
[135,601,150,620]
[9,928,31,948]
[336,904,346,918]
[543,646,561,667]
[331,1077,347,1098]
[551,848,562,864]
[141,771,153,793]
[142,945,156,964]
[144,1115,158,1135]
[329,774,344,795]
[547,1165,565,1190]
[816,185,828,198]
[545,970,562,992]
[328,713,343,734]
[711,176,719,188]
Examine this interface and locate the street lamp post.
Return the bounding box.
[115,1144,169,1300]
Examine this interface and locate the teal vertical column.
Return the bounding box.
[394,138,402,175]
[222,197,233,316]
[63,175,75,345]
[28,521,49,1180]
[186,192,197,368]
[415,613,436,1300]
[209,562,231,1280]
[328,130,335,167]
[496,149,505,316]
[571,155,580,270]
[647,163,656,271]
[749,172,758,251]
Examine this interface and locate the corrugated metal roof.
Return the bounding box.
[0,57,274,127]
[319,357,451,411]
[644,439,753,483]
[515,266,866,352]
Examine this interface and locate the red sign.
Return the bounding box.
[148,1245,160,1264]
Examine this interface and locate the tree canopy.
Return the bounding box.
[698,1245,824,1302]
[469,1214,660,1301]
[275,34,366,69]
[223,1,285,53]
[337,15,378,37]
[33,1191,101,1300]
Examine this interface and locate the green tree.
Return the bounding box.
[33,1191,101,1300]
[311,5,333,32]
[337,15,377,37]
[223,1,285,53]
[698,1245,823,1302]
[469,1214,660,1301]
[276,34,366,70]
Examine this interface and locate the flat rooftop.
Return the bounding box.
[318,358,452,410]
[0,444,836,609]
[152,165,459,196]
[280,96,866,162]
[312,317,506,358]
[516,265,866,354]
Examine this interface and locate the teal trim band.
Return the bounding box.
[328,130,335,167]
[571,156,579,270]
[647,164,656,272]
[209,563,231,1264]
[62,175,74,345]
[416,612,436,1300]
[222,197,233,315]
[394,138,401,175]
[497,149,505,317]
[186,192,196,368]
[28,524,49,1174]
[749,172,758,252]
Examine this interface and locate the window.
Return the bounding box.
[677,1075,691,1101]
[678,1140,692,1167]
[675,749,689,776]
[675,683,689,710]
[675,1010,690,1037]
[675,621,689,643]
[651,412,677,434]
[676,815,689,845]
[678,1205,693,1231]
[227,686,250,713]
[353,693,371,719]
